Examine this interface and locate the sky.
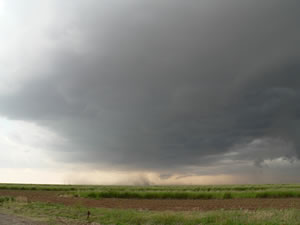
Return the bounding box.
[0,0,300,185]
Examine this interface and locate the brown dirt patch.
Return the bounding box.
[1,190,300,211]
[0,211,45,225]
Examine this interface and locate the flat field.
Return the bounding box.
[1,183,300,225]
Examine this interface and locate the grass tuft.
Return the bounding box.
[0,196,15,204]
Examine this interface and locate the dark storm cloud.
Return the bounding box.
[0,0,300,173]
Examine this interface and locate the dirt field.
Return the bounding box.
[0,211,43,225]
[1,190,300,211]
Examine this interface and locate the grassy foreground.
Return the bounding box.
[0,198,300,225]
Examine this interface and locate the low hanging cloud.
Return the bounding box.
[0,0,300,182]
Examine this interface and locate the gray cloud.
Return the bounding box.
[0,0,300,177]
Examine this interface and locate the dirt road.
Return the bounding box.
[1,190,300,211]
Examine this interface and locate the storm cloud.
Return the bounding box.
[0,0,300,182]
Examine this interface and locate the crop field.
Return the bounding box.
[1,183,300,224]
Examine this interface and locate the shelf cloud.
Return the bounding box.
[0,0,299,184]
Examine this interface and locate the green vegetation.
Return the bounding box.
[1,183,300,192]
[0,183,84,191]
[255,190,300,198]
[79,190,216,199]
[1,200,300,225]
[1,183,300,224]
[1,183,300,199]
[77,189,300,199]
[0,196,14,204]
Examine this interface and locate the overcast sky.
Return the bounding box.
[0,0,300,184]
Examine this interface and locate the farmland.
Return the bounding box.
[2,183,300,199]
[1,183,300,224]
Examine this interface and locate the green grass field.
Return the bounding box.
[1,184,300,224]
[1,199,300,225]
[77,188,300,199]
[1,183,300,200]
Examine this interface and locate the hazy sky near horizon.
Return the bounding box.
[0,0,300,184]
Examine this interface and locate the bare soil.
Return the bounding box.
[0,211,44,225]
[1,190,300,211]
